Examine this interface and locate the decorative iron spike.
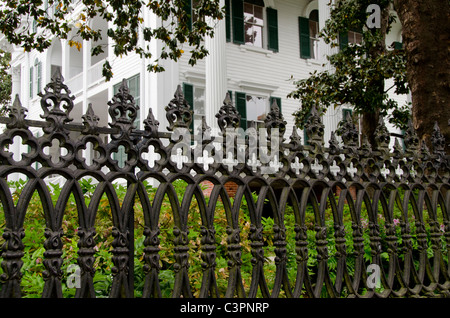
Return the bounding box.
[216,92,241,133]
[403,118,419,152]
[359,135,372,156]
[198,116,211,140]
[328,131,340,154]
[165,85,193,131]
[289,126,302,150]
[264,98,287,141]
[374,116,390,153]
[82,103,100,135]
[108,79,138,125]
[304,105,324,148]
[419,140,431,163]
[431,121,446,155]
[393,137,403,156]
[337,111,358,151]
[7,94,27,129]
[143,108,160,138]
[38,66,75,133]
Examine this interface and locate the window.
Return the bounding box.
[182,83,205,133]
[339,29,362,50]
[35,59,42,95]
[299,10,320,59]
[348,30,362,45]
[245,94,267,128]
[29,67,33,99]
[309,10,319,59]
[244,2,264,47]
[235,92,282,131]
[184,0,201,30]
[226,0,279,52]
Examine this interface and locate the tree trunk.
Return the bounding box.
[394,0,450,154]
[360,3,389,147]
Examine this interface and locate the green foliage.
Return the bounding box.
[0,50,11,114]
[288,0,410,131]
[0,0,224,81]
[0,179,446,297]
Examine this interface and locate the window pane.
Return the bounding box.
[253,6,263,23]
[246,95,268,123]
[309,20,318,38]
[194,87,205,115]
[244,3,253,21]
[253,25,263,47]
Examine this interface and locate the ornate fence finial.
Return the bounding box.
[374,116,390,153]
[216,92,241,133]
[143,108,160,139]
[198,116,212,141]
[289,127,302,150]
[82,104,100,135]
[108,79,139,140]
[328,131,340,154]
[404,119,419,153]
[39,67,75,133]
[304,105,324,148]
[165,85,193,131]
[337,111,358,152]
[431,121,446,156]
[264,98,286,141]
[7,94,27,130]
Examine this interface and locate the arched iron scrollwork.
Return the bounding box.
[0,69,448,299]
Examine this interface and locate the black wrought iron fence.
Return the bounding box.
[0,70,448,298]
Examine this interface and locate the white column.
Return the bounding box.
[82,39,91,164]
[205,0,227,135]
[61,40,70,80]
[11,67,21,99]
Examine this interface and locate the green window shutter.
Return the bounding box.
[339,31,348,51]
[299,17,310,59]
[267,8,278,52]
[183,83,194,133]
[232,0,244,44]
[235,92,247,130]
[303,129,309,146]
[225,0,231,42]
[184,0,192,31]
[393,41,403,50]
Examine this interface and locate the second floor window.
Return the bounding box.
[244,2,264,48]
[309,10,319,59]
[348,30,363,45]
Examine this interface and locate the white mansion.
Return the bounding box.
[1,0,408,170]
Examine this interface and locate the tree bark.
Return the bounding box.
[394,0,450,154]
[361,3,390,147]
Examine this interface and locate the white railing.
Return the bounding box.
[87,58,106,87]
[66,72,83,95]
